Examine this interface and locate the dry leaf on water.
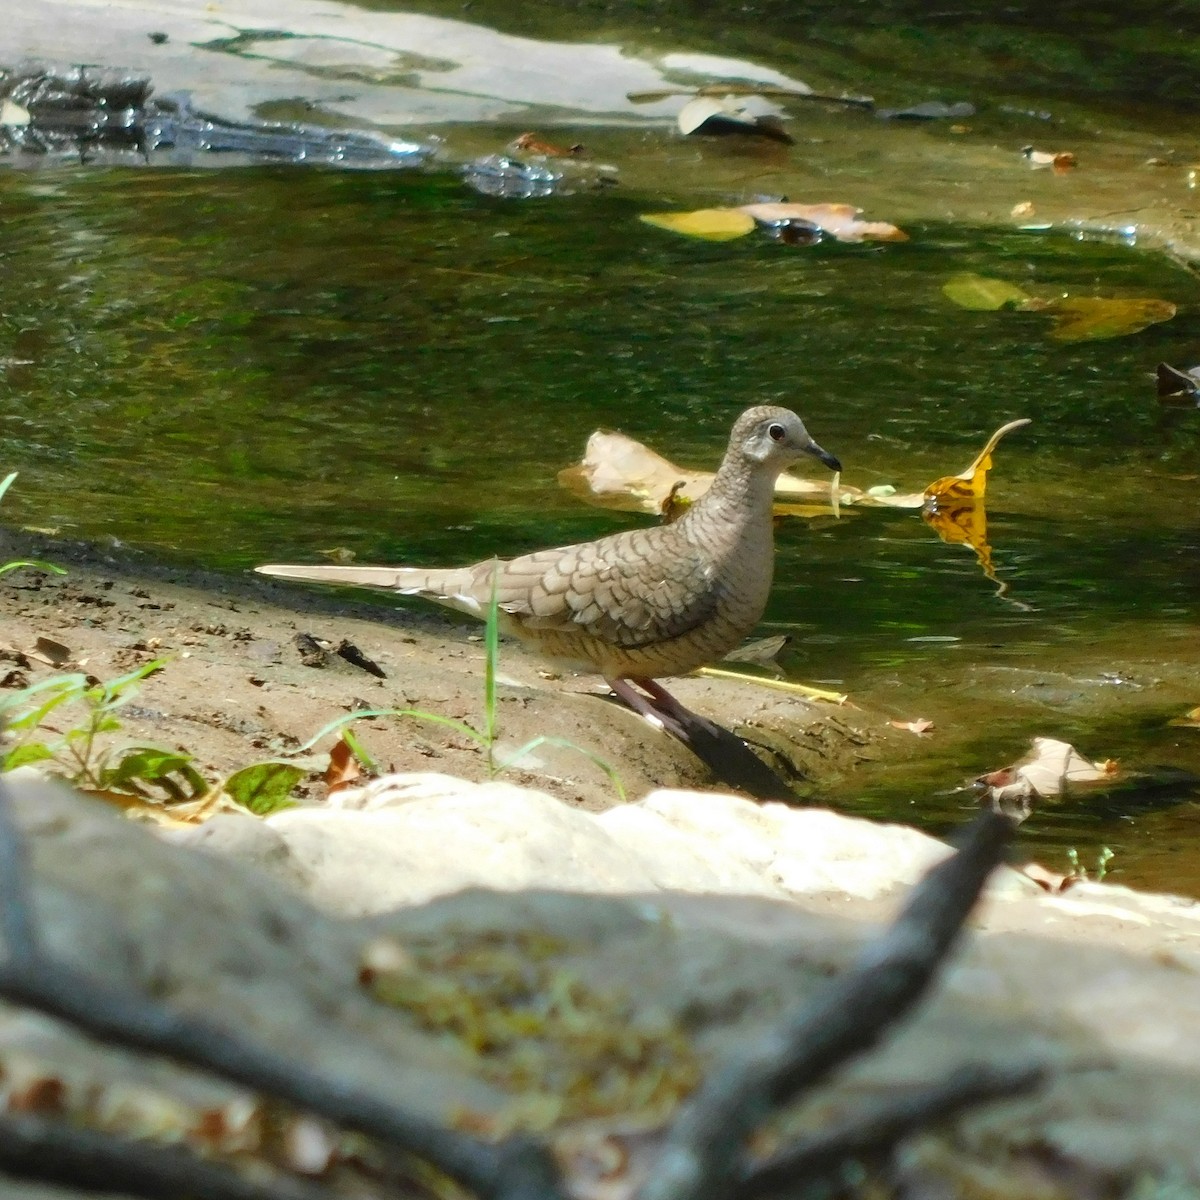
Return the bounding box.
[509,132,586,157]
[675,95,793,143]
[924,418,1031,505]
[978,737,1118,820]
[723,634,790,668]
[1168,706,1200,729]
[1022,145,1077,170]
[889,718,934,735]
[923,419,1031,601]
[738,202,908,243]
[1019,296,1176,342]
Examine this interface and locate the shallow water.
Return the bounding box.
[0,158,1197,890]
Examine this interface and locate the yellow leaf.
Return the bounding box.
[942,273,1031,311]
[922,419,1031,602]
[1020,296,1176,342]
[1168,706,1200,729]
[639,208,756,241]
[924,418,1031,503]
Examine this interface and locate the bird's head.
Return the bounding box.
[731,405,842,473]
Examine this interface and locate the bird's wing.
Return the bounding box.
[492,525,720,648]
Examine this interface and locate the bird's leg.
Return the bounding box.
[605,677,689,740]
[606,677,724,741]
[631,678,725,738]
[604,681,792,801]
[605,676,797,801]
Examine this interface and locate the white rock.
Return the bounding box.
[637,789,782,872]
[636,788,951,901]
[327,771,485,811]
[247,775,975,915]
[765,804,952,899]
[595,804,786,897]
[266,778,655,915]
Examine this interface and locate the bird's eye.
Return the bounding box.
[768,423,786,442]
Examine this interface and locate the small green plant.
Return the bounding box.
[1066,845,1115,883]
[0,658,210,796]
[296,577,625,799]
[0,657,301,813]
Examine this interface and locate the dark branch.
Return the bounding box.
[0,777,566,1200]
[736,1062,1046,1198]
[639,810,1015,1200]
[0,1110,328,1200]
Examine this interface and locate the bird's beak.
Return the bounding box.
[806,439,842,473]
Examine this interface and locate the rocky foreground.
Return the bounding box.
[0,765,1197,1196]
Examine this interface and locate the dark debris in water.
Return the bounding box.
[1156,361,1200,405]
[0,61,433,169]
[876,100,976,120]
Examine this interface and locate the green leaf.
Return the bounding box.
[942,274,1031,311]
[3,742,56,771]
[0,560,67,578]
[0,472,17,505]
[340,727,377,773]
[99,657,170,705]
[294,707,484,755]
[1,678,89,731]
[498,736,626,802]
[100,746,208,800]
[639,209,757,241]
[224,761,305,815]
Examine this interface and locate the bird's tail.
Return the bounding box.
[255,562,495,617]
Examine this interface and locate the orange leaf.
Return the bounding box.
[322,737,362,793]
[1020,296,1176,342]
[1019,862,1077,894]
[510,132,586,157]
[924,418,1031,503]
[889,718,934,735]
